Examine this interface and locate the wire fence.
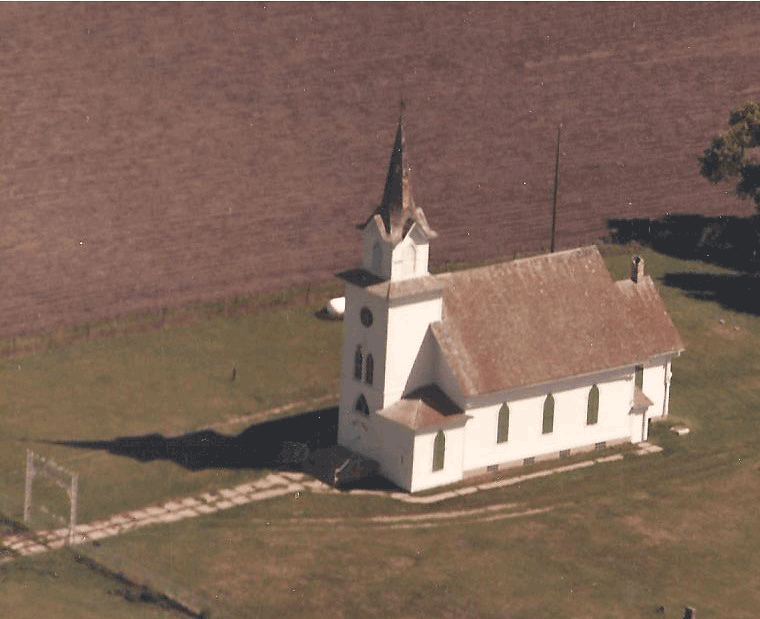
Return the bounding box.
[0,279,342,361]
[75,544,218,619]
[0,487,242,619]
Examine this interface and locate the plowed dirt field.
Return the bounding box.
[0,3,758,335]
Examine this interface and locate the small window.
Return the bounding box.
[635,365,644,390]
[365,354,374,385]
[542,394,554,435]
[432,431,445,472]
[354,346,363,380]
[354,394,370,416]
[497,403,510,443]
[586,385,599,425]
[372,242,382,272]
[402,243,416,272]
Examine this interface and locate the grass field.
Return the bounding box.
[0,286,344,525]
[2,246,760,618]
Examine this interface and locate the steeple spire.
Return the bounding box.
[358,117,436,244]
[377,118,412,234]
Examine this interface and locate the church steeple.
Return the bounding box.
[358,118,437,245]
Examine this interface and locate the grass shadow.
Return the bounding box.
[46,407,396,491]
[313,308,342,322]
[47,407,339,473]
[608,213,760,315]
[339,473,403,492]
[606,213,760,271]
[660,271,760,315]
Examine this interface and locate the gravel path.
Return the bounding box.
[0,443,660,561]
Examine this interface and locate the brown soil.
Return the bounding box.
[0,3,757,336]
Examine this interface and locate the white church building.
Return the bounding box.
[336,120,684,493]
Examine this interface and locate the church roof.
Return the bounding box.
[358,119,437,244]
[631,386,654,412]
[377,384,468,431]
[430,246,684,397]
[337,267,446,300]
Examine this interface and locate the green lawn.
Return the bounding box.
[3,247,760,618]
[1,550,185,619]
[0,296,344,525]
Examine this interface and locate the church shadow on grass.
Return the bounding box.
[606,213,760,272]
[660,271,760,316]
[47,407,399,492]
[50,407,339,471]
[608,213,760,315]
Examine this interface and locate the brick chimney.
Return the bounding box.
[630,255,645,283]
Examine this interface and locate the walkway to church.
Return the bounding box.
[0,442,662,561]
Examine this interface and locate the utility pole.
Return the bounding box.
[550,124,562,253]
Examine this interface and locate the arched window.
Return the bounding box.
[402,243,416,273]
[354,346,363,381]
[635,365,644,390]
[542,394,554,435]
[433,431,445,471]
[354,394,370,416]
[497,403,510,443]
[372,242,382,273]
[587,385,599,425]
[365,354,374,385]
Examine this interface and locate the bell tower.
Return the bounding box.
[337,118,443,455]
[357,119,437,281]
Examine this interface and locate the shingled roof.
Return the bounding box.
[377,384,468,431]
[430,246,684,398]
[337,267,446,300]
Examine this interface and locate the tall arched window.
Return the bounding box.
[365,354,374,385]
[354,346,363,380]
[372,242,382,273]
[634,365,644,390]
[402,243,416,274]
[433,431,445,471]
[497,403,510,443]
[354,394,370,416]
[587,385,600,425]
[542,394,555,435]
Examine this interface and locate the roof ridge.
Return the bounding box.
[434,245,601,283]
[432,244,683,396]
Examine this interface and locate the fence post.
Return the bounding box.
[24,450,33,525]
[69,473,79,545]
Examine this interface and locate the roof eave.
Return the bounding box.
[460,352,685,403]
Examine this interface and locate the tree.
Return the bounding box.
[699,101,760,208]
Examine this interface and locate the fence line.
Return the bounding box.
[75,544,220,619]
[0,492,242,619]
[0,279,343,360]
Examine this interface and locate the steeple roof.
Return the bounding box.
[358,119,437,244]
